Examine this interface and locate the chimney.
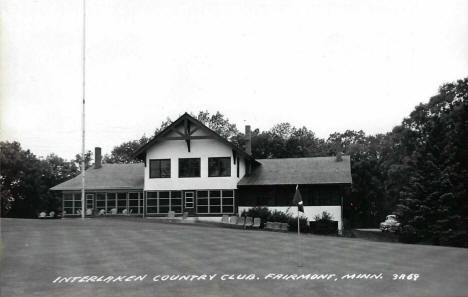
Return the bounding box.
[245,125,252,155]
[94,147,102,169]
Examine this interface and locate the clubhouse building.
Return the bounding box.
[51,113,352,230]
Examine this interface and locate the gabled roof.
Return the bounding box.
[50,163,144,191]
[133,113,256,162]
[237,156,352,186]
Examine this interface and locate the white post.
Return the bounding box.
[80,0,86,220]
[297,208,302,267]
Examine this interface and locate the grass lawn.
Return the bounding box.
[1,218,467,297]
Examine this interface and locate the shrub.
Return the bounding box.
[269,210,290,223]
[314,211,334,222]
[310,211,338,235]
[287,216,309,233]
[399,225,421,243]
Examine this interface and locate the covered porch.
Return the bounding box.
[62,191,144,216]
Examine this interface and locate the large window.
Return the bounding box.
[63,193,80,215]
[150,159,171,178]
[208,157,231,177]
[106,193,117,213]
[96,193,106,213]
[179,158,200,178]
[128,192,143,215]
[63,192,143,216]
[196,189,235,214]
[146,191,183,214]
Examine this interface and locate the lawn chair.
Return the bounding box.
[237,216,245,227]
[39,212,46,219]
[167,211,175,219]
[110,208,117,215]
[86,208,93,216]
[280,223,289,231]
[76,209,82,215]
[98,209,105,216]
[122,209,128,215]
[265,221,273,230]
[48,211,55,218]
[182,212,188,220]
[229,216,238,224]
[252,218,261,229]
[245,217,254,228]
[221,215,229,224]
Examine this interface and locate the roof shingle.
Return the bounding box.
[238,156,352,186]
[50,163,144,191]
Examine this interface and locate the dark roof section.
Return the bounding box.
[50,163,144,191]
[133,112,256,162]
[237,156,352,186]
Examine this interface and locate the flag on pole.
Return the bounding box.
[293,184,304,213]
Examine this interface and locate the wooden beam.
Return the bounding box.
[232,150,237,164]
[170,128,186,137]
[162,136,214,140]
[184,119,191,152]
[190,126,200,135]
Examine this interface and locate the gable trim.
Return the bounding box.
[133,113,256,162]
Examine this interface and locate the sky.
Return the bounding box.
[1,0,467,160]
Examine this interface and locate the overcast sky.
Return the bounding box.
[1,0,467,160]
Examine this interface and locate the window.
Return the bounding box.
[145,191,183,214]
[150,159,171,178]
[117,193,127,213]
[208,157,231,177]
[96,193,106,213]
[106,193,116,212]
[196,189,235,214]
[179,158,200,178]
[128,192,143,215]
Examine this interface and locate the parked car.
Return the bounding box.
[380,215,400,232]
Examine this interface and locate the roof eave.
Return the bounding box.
[237,181,352,186]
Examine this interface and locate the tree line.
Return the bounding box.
[1,78,466,247]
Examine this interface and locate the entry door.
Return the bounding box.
[184,191,195,215]
[86,194,94,215]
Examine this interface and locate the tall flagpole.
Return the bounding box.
[81,0,86,219]
[297,204,302,267]
[296,184,303,267]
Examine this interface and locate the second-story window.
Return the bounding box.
[149,159,171,178]
[179,158,201,178]
[208,157,231,177]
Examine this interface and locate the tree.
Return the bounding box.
[0,142,43,217]
[0,142,79,217]
[326,131,390,227]
[38,154,80,215]
[250,123,327,159]
[73,150,93,170]
[394,78,468,246]
[153,118,173,135]
[192,111,239,140]
[103,135,149,164]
